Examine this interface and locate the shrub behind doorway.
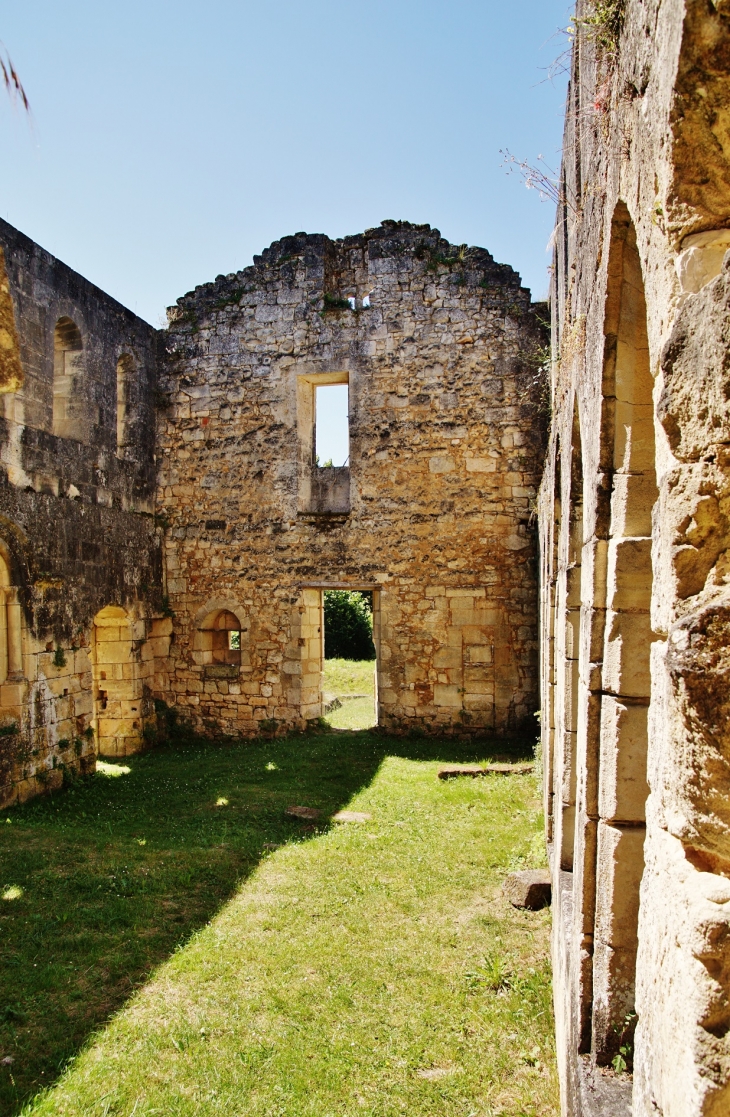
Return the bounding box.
[324,591,375,660]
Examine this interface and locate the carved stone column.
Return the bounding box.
[6,587,24,679]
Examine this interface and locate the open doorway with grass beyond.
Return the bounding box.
[322,590,377,730]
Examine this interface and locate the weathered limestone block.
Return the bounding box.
[503,869,552,910]
[538,3,730,1110]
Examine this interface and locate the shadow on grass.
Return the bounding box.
[0,728,534,1115]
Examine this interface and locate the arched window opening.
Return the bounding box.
[53,317,84,441]
[199,610,242,666]
[116,354,134,455]
[590,202,657,1063]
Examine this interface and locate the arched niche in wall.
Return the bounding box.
[116,353,135,456]
[194,607,249,679]
[53,317,85,441]
[0,543,24,691]
[591,201,657,1062]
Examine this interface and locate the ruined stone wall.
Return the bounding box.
[541,3,730,1114]
[157,221,547,737]
[0,219,169,806]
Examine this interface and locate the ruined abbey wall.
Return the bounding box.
[0,219,168,806]
[0,215,547,806]
[157,222,546,736]
[541,2,730,1114]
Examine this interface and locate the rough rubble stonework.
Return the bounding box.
[156,222,547,736]
[0,218,168,806]
[542,2,730,1114]
[0,216,547,809]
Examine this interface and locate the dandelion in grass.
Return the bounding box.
[265,762,278,771]
[2,885,23,901]
[215,798,229,807]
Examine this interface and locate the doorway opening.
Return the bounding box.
[322,589,377,730]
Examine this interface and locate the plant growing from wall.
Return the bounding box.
[611,1011,637,1073]
[576,0,626,55]
[323,293,351,312]
[53,646,67,669]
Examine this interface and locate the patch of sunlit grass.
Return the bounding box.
[326,694,377,730]
[215,798,229,807]
[96,761,131,778]
[323,658,375,698]
[1,885,23,901]
[17,737,556,1117]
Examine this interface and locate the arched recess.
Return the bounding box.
[0,543,24,691]
[92,605,143,756]
[193,607,248,678]
[590,202,657,1061]
[53,317,85,441]
[116,353,134,456]
[553,406,584,873]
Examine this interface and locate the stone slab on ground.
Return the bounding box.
[438,763,534,779]
[577,1056,633,1116]
[503,869,551,910]
[332,810,372,823]
[285,806,321,820]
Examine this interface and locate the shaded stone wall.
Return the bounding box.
[0,219,168,806]
[541,2,730,1114]
[157,221,547,737]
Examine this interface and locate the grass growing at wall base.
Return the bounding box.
[0,732,557,1117]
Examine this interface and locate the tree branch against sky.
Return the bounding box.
[0,42,29,111]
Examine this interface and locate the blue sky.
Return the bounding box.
[0,1,570,328]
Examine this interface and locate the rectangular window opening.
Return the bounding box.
[315,383,349,468]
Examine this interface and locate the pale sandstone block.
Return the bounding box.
[598,697,649,822]
[434,683,462,707]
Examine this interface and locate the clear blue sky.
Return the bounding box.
[0,1,570,327]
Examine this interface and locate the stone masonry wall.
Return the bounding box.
[157,221,547,737]
[0,219,169,807]
[541,3,730,1115]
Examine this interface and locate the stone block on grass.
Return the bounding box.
[285,805,321,820]
[503,869,551,910]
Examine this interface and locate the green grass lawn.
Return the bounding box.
[0,731,557,1117]
[323,659,376,730]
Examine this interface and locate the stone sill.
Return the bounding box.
[203,665,240,680]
